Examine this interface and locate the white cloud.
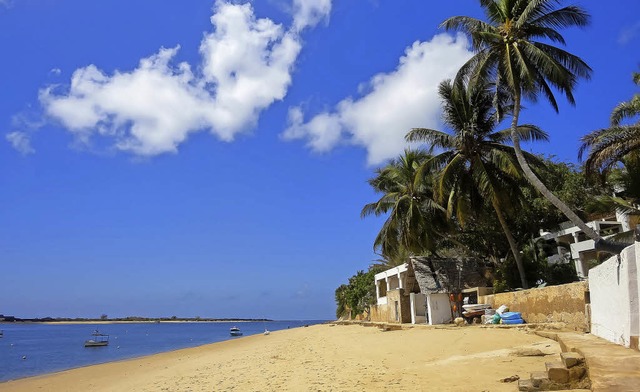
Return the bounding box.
[619,21,640,45]
[292,0,332,32]
[6,131,34,155]
[282,33,472,165]
[38,0,331,156]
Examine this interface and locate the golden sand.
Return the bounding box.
[0,324,560,391]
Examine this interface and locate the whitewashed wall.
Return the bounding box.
[410,293,427,324]
[427,293,452,325]
[589,243,639,348]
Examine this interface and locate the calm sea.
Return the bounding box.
[0,320,324,382]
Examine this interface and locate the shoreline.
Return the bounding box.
[1,320,274,325]
[0,323,560,391]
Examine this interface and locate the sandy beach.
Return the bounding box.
[0,324,560,392]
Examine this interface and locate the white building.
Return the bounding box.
[540,212,638,278]
[371,257,492,325]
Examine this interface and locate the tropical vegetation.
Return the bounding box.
[360,149,447,259]
[440,0,603,242]
[406,78,548,288]
[580,68,640,176]
[336,0,640,319]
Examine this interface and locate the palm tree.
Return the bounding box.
[611,70,640,126]
[580,69,640,175]
[440,0,606,243]
[361,149,447,260]
[406,79,547,288]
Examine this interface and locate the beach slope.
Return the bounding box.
[0,324,559,391]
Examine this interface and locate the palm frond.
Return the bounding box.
[610,96,640,126]
[405,128,455,151]
[530,5,590,29]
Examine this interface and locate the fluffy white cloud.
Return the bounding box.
[38,0,331,156]
[282,33,473,165]
[292,0,332,32]
[6,131,34,155]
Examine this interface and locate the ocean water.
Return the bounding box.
[0,320,324,382]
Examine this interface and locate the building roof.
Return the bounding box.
[410,256,492,294]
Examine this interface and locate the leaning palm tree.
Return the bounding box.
[361,149,447,260]
[580,68,640,175]
[407,79,548,288]
[441,0,607,243]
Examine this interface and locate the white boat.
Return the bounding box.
[84,330,109,347]
[462,304,491,312]
[230,326,243,336]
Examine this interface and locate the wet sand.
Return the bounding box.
[0,323,560,391]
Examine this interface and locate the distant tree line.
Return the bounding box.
[0,314,272,323]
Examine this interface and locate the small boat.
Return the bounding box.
[462,304,491,312]
[84,330,109,347]
[263,329,270,335]
[0,330,3,337]
[229,326,243,336]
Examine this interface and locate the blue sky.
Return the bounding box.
[1,0,638,320]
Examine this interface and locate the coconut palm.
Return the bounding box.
[611,70,640,126]
[361,149,447,260]
[440,0,605,243]
[580,69,640,175]
[407,79,548,288]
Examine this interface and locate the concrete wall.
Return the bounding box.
[428,293,452,325]
[370,289,411,323]
[410,293,427,324]
[480,281,589,331]
[589,244,639,349]
[369,302,390,323]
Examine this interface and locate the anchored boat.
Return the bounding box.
[229,326,243,336]
[84,330,109,347]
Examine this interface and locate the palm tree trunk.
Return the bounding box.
[509,93,602,241]
[492,198,528,289]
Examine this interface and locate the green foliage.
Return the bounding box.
[493,236,578,293]
[335,266,385,320]
[544,263,579,286]
[581,68,640,175]
[361,149,448,260]
[443,0,602,245]
[519,157,606,229]
[406,78,549,288]
[442,0,592,112]
[334,284,348,319]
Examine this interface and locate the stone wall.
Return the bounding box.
[479,281,589,331]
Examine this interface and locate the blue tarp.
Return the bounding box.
[500,311,524,324]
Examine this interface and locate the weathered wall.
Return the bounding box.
[480,281,589,331]
[370,302,390,323]
[370,289,411,323]
[400,291,411,323]
[589,244,639,349]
